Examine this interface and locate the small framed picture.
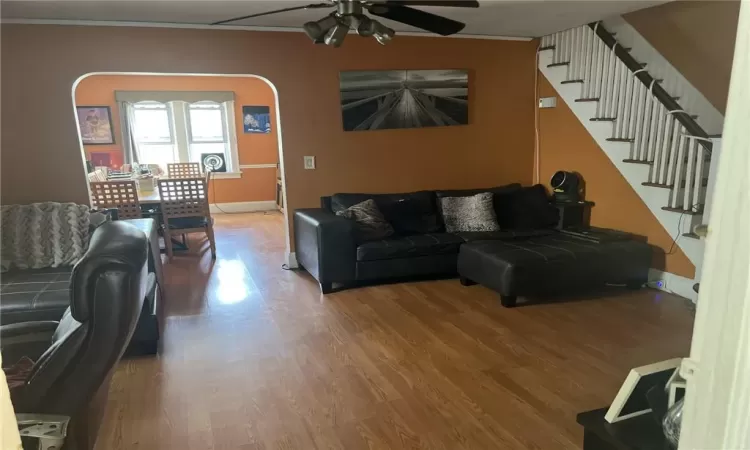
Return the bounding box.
[605,358,682,423]
[77,106,115,145]
[242,106,271,134]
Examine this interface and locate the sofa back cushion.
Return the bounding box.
[328,191,441,235]
[503,184,559,230]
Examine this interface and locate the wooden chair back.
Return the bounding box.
[157,177,210,219]
[167,163,202,178]
[90,180,142,219]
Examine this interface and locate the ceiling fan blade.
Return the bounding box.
[212,3,333,26]
[366,4,466,36]
[380,0,479,7]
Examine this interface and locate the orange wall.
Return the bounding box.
[75,74,278,203]
[0,25,538,246]
[537,73,695,278]
[624,0,740,114]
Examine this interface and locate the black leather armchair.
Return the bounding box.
[1,221,149,450]
[294,209,356,293]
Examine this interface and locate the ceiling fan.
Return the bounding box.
[212,0,480,47]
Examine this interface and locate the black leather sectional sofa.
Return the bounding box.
[294,184,652,306]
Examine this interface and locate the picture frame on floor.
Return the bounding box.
[605,358,682,423]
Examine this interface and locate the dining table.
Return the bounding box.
[138,189,161,205]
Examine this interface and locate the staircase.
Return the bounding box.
[539,21,722,286]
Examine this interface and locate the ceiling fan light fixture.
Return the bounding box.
[372,21,395,45]
[302,14,339,42]
[356,15,375,37]
[324,19,350,47]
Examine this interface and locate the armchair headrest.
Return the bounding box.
[69,221,148,322]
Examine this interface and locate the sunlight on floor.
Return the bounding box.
[214,258,252,305]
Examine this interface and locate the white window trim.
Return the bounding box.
[222,100,241,177]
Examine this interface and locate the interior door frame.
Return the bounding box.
[679,1,750,448]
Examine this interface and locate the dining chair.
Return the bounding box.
[90,180,143,219]
[167,162,202,178]
[157,177,216,259]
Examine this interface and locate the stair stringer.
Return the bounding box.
[539,49,704,271]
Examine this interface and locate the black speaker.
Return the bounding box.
[550,171,583,203]
[201,153,226,173]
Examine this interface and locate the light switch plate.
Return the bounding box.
[538,97,557,108]
[304,156,316,170]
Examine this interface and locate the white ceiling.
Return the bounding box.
[1,0,667,38]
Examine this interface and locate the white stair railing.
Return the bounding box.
[541,23,712,215]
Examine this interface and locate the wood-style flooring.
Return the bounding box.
[96,212,694,450]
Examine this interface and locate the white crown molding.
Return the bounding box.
[0,18,532,41]
[239,164,277,169]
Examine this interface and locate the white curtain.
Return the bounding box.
[118,101,139,164]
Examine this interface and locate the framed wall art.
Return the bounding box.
[77,106,115,145]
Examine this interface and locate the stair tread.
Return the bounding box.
[662,206,704,215]
[591,117,617,121]
[609,138,635,142]
[623,159,652,165]
[576,98,600,102]
[682,232,701,240]
[548,62,570,67]
[561,79,584,84]
[540,45,555,51]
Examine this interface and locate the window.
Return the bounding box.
[133,102,176,169]
[186,102,230,163]
[130,99,239,178]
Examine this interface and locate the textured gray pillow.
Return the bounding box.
[336,199,394,241]
[439,192,500,233]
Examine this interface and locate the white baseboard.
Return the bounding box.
[209,200,277,214]
[648,269,698,303]
[285,252,298,269]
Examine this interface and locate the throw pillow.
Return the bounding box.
[439,193,501,233]
[336,199,395,242]
[436,184,523,230]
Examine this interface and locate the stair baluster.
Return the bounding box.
[541,22,714,216]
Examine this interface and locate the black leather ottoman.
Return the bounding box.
[457,234,652,307]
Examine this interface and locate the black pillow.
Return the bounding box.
[330,191,441,235]
[379,198,438,236]
[504,184,559,230]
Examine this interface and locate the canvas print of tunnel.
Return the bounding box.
[339,69,469,131]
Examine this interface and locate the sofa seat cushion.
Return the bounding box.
[455,229,556,242]
[356,233,464,262]
[0,268,72,325]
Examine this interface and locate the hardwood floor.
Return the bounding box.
[96,212,694,450]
